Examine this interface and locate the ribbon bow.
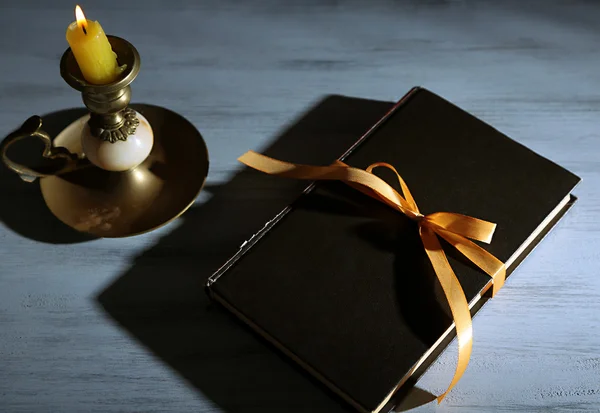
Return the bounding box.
[238,151,506,403]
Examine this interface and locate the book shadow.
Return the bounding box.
[309,182,455,347]
[351,201,491,407]
[306,179,488,408]
[0,108,96,244]
[354,219,453,346]
[97,95,435,412]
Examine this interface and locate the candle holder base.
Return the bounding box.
[35,104,208,238]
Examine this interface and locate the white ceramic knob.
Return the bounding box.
[81,111,153,171]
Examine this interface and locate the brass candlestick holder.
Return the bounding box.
[0,36,209,238]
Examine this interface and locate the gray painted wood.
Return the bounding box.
[0,1,598,412]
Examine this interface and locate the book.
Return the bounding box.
[207,87,580,413]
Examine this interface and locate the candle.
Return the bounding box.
[66,5,119,85]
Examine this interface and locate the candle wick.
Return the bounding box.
[82,25,87,35]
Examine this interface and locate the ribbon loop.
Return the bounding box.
[424,212,497,243]
[238,150,506,402]
[366,162,420,214]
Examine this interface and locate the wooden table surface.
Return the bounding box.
[1,1,598,412]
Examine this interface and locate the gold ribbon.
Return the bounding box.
[238,150,506,403]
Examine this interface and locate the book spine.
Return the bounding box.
[206,86,424,290]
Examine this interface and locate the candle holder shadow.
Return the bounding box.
[0,36,209,238]
[96,95,437,413]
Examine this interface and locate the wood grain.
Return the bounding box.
[0,1,598,412]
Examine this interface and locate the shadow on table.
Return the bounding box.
[97,95,436,413]
[0,108,95,244]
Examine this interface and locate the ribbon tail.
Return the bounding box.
[419,226,473,403]
[239,151,418,216]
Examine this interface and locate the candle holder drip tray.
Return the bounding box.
[0,36,209,238]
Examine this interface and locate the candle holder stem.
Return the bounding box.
[61,36,151,171]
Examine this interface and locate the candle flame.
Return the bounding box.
[75,5,88,33]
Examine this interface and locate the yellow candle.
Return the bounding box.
[66,5,119,85]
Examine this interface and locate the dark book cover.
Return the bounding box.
[207,87,581,413]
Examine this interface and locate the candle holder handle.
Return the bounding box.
[1,116,84,183]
